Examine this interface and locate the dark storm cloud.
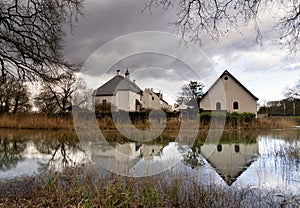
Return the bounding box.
[108,52,204,81]
[63,0,175,64]
[76,29,216,83]
[63,0,300,80]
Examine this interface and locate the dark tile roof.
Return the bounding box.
[94,75,142,96]
[201,70,259,101]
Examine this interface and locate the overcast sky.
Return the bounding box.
[63,0,300,105]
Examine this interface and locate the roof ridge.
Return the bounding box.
[94,74,142,96]
[201,70,258,101]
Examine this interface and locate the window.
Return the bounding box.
[224,76,228,80]
[234,145,240,153]
[217,144,222,152]
[233,101,239,109]
[216,102,221,110]
[102,99,107,105]
[152,96,154,100]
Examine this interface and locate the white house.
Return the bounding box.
[93,69,143,111]
[200,70,258,115]
[94,69,171,112]
[141,88,171,111]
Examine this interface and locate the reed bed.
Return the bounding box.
[0,114,297,131]
[0,114,73,130]
[0,167,298,208]
[256,117,296,129]
[86,116,298,131]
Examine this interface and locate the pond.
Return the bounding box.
[0,128,299,197]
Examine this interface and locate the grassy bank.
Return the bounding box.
[0,113,297,130]
[0,169,298,207]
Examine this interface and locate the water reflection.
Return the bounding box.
[0,129,299,195]
[0,129,86,179]
[200,143,258,185]
[0,137,26,170]
[91,142,165,176]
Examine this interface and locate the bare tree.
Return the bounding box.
[176,81,204,105]
[284,80,300,100]
[0,77,31,114]
[35,89,60,115]
[0,0,85,82]
[144,0,300,53]
[71,77,93,111]
[35,72,89,114]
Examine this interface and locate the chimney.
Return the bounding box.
[125,68,130,79]
[117,70,120,75]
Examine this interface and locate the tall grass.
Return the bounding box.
[257,117,296,129]
[0,114,73,130]
[0,168,298,207]
[0,113,296,130]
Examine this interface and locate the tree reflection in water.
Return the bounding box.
[32,131,85,172]
[0,136,26,170]
[0,129,85,174]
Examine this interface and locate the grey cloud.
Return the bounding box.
[109,53,200,81]
[63,0,175,64]
[78,31,216,86]
[64,0,300,83]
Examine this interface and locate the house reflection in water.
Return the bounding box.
[91,142,163,175]
[200,142,258,185]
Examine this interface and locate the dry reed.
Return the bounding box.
[0,167,298,207]
[0,114,73,130]
[257,117,296,129]
[0,114,297,131]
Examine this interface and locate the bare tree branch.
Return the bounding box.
[145,0,300,53]
[0,0,85,82]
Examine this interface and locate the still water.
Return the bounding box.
[0,129,299,195]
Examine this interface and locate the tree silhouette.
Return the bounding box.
[176,81,204,106]
[284,80,300,100]
[144,0,300,53]
[0,77,31,114]
[35,72,89,114]
[0,0,85,82]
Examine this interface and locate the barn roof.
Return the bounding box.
[94,75,142,96]
[201,70,259,101]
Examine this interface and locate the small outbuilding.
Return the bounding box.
[141,88,171,111]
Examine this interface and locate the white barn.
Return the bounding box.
[200,70,258,115]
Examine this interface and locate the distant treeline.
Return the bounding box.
[258,98,300,116]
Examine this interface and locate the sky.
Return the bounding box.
[63,0,300,106]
